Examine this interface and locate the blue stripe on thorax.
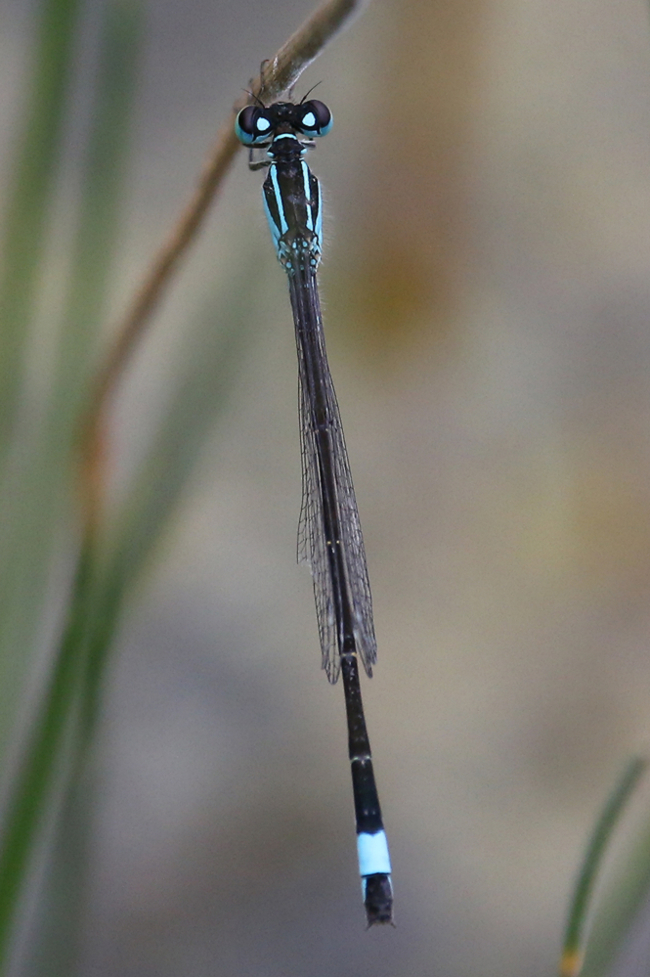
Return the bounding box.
[262,152,323,272]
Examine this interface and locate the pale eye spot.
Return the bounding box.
[302,112,316,128]
[256,118,271,132]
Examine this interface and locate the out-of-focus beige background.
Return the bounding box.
[4,0,650,974]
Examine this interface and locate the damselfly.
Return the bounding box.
[235,95,393,927]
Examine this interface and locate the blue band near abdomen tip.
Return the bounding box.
[357,830,391,877]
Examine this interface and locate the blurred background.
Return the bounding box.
[3,0,650,974]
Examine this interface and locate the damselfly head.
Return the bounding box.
[235,99,332,146]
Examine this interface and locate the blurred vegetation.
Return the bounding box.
[0,0,257,971]
[563,757,648,977]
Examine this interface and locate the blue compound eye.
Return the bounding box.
[235,105,273,145]
[298,100,332,137]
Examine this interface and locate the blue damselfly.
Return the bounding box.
[235,96,393,927]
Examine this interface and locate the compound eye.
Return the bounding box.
[298,100,332,137]
[235,106,273,145]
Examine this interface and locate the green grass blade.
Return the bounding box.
[0,0,82,454]
[0,538,95,977]
[579,779,650,977]
[23,762,96,977]
[0,0,143,765]
[0,0,84,774]
[0,263,261,974]
[50,0,143,426]
[561,756,647,977]
[0,5,143,969]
